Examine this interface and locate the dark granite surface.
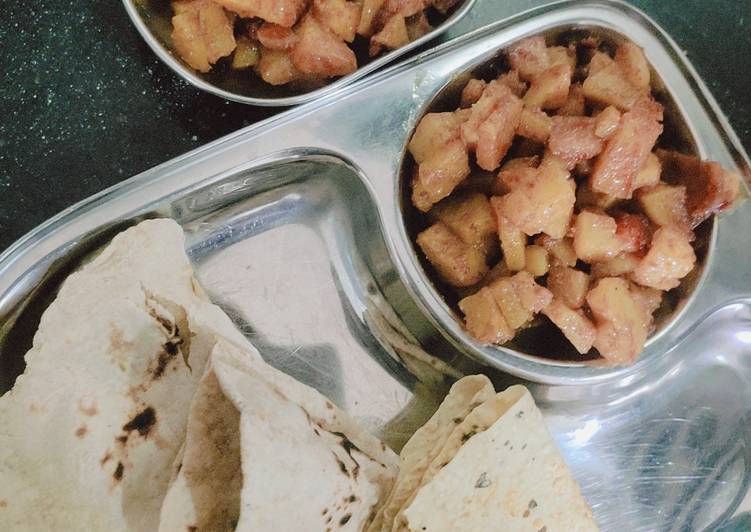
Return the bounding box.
[0,0,749,255]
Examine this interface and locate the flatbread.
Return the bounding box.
[367,375,496,531]
[0,219,251,531]
[159,339,399,531]
[402,385,597,532]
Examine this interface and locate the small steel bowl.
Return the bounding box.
[122,0,477,107]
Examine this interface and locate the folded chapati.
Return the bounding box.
[372,379,597,532]
[159,339,398,531]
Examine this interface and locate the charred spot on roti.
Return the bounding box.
[339,513,352,526]
[504,440,510,446]
[322,508,328,515]
[151,337,182,380]
[474,472,492,488]
[524,509,530,518]
[122,406,157,438]
[325,400,334,410]
[113,461,125,482]
[332,451,348,475]
[75,426,88,438]
[461,430,477,443]
[538,527,547,532]
[529,499,538,509]
[0,500,7,508]
[453,417,462,424]
[347,494,357,503]
[100,451,113,466]
[78,399,98,417]
[187,526,197,532]
[522,443,527,450]
[516,410,525,418]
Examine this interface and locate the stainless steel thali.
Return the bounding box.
[2,1,751,530]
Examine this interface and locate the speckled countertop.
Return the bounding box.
[0,0,749,255]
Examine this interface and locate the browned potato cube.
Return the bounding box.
[582,60,642,111]
[406,11,432,41]
[573,211,625,263]
[587,50,613,76]
[370,14,409,56]
[635,183,691,232]
[461,79,488,108]
[172,2,236,73]
[507,36,549,82]
[557,83,586,116]
[510,270,553,314]
[524,245,550,277]
[547,266,590,309]
[431,192,497,256]
[614,213,651,253]
[634,152,661,189]
[632,226,696,290]
[489,197,526,271]
[408,112,466,164]
[357,0,386,36]
[461,81,514,149]
[591,253,641,278]
[586,277,648,364]
[215,0,307,27]
[497,69,527,98]
[488,277,531,329]
[517,108,552,143]
[257,22,299,50]
[576,183,621,211]
[548,116,604,168]
[535,235,578,267]
[383,0,426,17]
[475,91,523,171]
[629,283,663,318]
[615,41,650,91]
[543,298,597,354]
[416,223,488,287]
[523,64,572,110]
[493,156,539,194]
[313,0,361,42]
[656,149,741,227]
[291,15,357,77]
[459,287,514,344]
[498,159,575,238]
[231,37,260,69]
[412,139,470,212]
[255,47,300,85]
[590,99,663,198]
[546,45,576,72]
[593,106,621,139]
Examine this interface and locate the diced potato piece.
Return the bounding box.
[493,156,539,194]
[313,0,361,42]
[257,22,299,50]
[543,299,597,354]
[460,79,488,108]
[614,213,651,253]
[586,277,648,364]
[499,162,575,238]
[408,111,465,164]
[370,14,409,56]
[548,116,604,168]
[497,69,527,98]
[507,36,549,82]
[591,253,640,278]
[431,192,497,256]
[557,83,585,116]
[383,0,426,17]
[231,36,260,69]
[524,245,549,277]
[546,45,576,72]
[357,0,386,37]
[475,91,524,171]
[635,183,691,232]
[517,108,552,143]
[656,149,741,227]
[459,287,514,344]
[629,283,663,318]
[412,139,470,212]
[615,41,650,91]
[590,98,664,198]
[547,266,589,309]
[489,277,531,329]
[510,270,553,314]
[634,152,661,189]
[432,0,461,14]
[594,106,621,139]
[406,11,432,41]
[461,81,511,149]
[477,261,514,289]
[587,50,613,75]
[535,235,577,267]
[292,14,357,77]
[582,60,642,111]
[573,211,625,263]
[632,226,696,290]
[255,47,300,85]
[523,64,572,110]
[215,0,306,27]
[172,3,236,73]
[489,197,526,271]
[416,223,488,287]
